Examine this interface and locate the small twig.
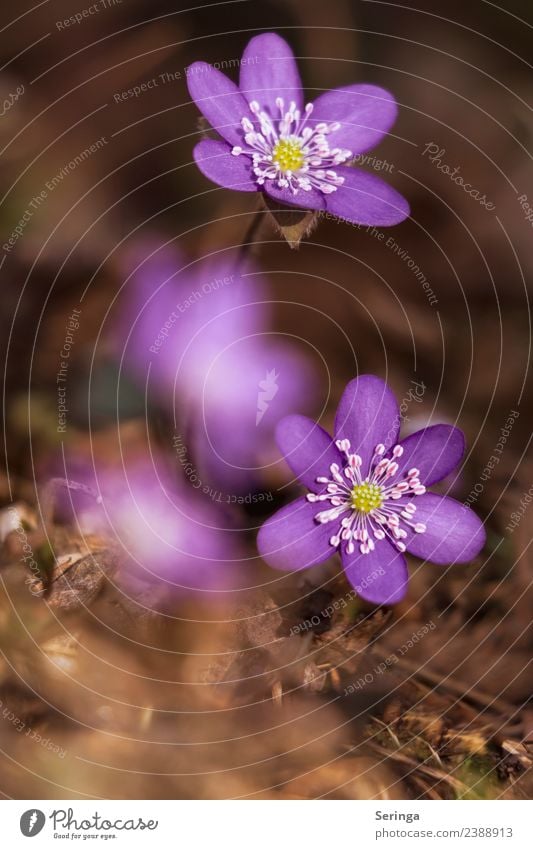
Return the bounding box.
[371,716,402,749]
[411,774,442,800]
[393,655,519,719]
[366,740,475,797]
[272,681,283,707]
[420,738,445,770]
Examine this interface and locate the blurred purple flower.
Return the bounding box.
[258,375,486,605]
[117,243,318,493]
[75,461,241,596]
[187,32,409,226]
[197,336,315,493]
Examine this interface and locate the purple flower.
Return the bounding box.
[65,460,242,597]
[116,241,318,493]
[187,33,409,226]
[257,375,486,605]
[196,337,316,494]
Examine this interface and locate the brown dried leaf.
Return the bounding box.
[29,531,119,612]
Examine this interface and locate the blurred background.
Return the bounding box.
[0,0,532,800]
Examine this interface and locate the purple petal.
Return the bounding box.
[311,84,398,154]
[394,425,465,486]
[334,375,400,474]
[263,180,327,211]
[257,497,334,571]
[239,33,303,115]
[198,341,318,494]
[404,493,486,564]
[342,540,409,605]
[325,167,410,226]
[187,62,250,146]
[276,414,342,491]
[193,139,257,191]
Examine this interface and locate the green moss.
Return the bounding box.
[456,756,500,800]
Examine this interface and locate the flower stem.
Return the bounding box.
[238,206,264,264]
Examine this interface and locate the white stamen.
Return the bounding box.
[231,99,353,195]
[310,440,429,557]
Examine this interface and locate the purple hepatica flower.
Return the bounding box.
[187,33,409,226]
[118,243,264,398]
[73,461,241,596]
[117,243,318,494]
[258,375,486,605]
[198,336,316,494]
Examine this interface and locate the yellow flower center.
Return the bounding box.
[272,138,304,172]
[351,483,383,514]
